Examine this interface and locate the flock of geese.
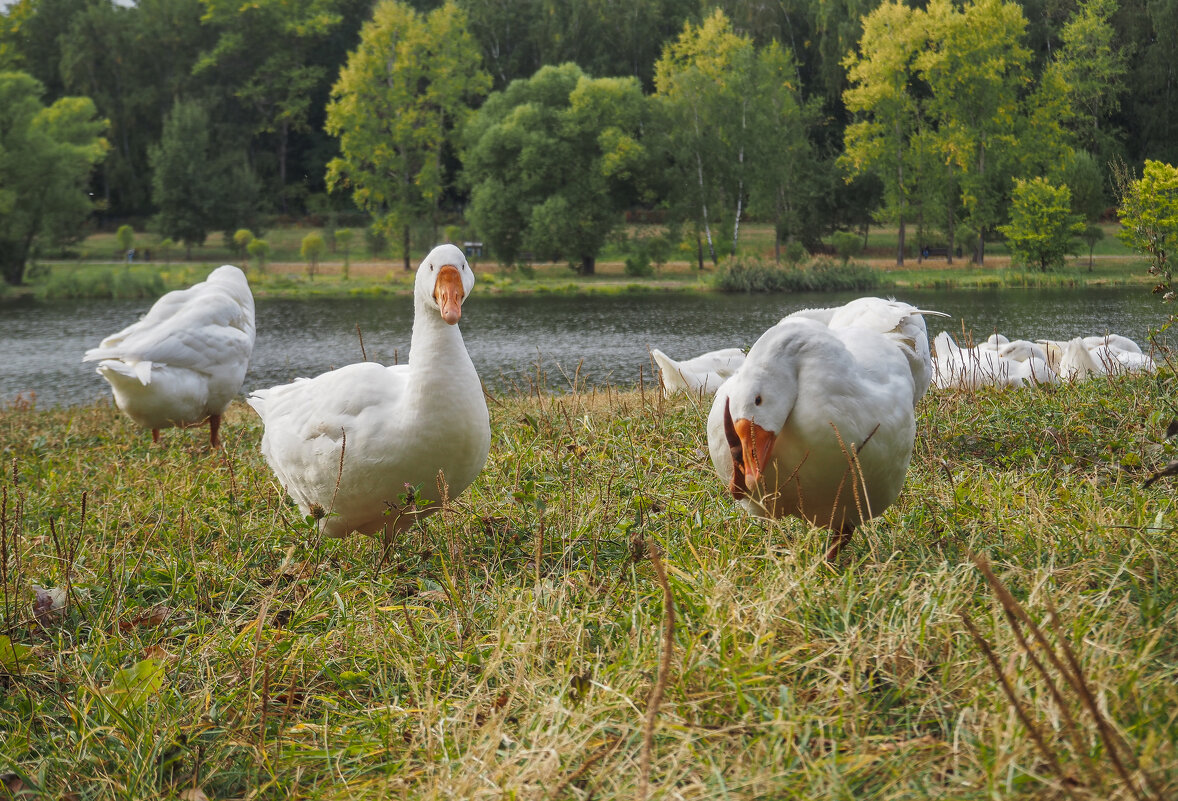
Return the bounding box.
[82,247,1157,558]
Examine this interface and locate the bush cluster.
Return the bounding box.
[36,269,167,300]
[713,256,886,293]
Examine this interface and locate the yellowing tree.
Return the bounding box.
[326,0,489,270]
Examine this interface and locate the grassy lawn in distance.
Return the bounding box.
[9,222,1155,299]
[0,370,1176,798]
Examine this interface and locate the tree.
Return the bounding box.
[326,0,489,270]
[149,100,218,258]
[653,11,756,266]
[917,0,1032,265]
[233,229,254,261]
[197,0,344,213]
[1116,160,1178,302]
[301,231,326,279]
[842,1,924,265]
[747,41,817,262]
[997,177,1084,271]
[116,224,135,258]
[0,71,108,285]
[334,228,354,279]
[1051,0,1126,162]
[463,63,650,274]
[246,237,270,272]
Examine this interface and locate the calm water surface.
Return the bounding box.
[2,286,1169,408]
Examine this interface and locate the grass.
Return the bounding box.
[2,362,1177,799]
[12,222,1154,300]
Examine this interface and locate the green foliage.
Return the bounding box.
[464,63,650,275]
[831,230,864,264]
[1116,159,1178,301]
[36,267,165,299]
[300,231,326,278]
[115,224,134,255]
[327,0,489,270]
[148,100,217,253]
[997,177,1085,272]
[0,70,108,285]
[246,237,270,270]
[232,228,254,259]
[714,256,885,292]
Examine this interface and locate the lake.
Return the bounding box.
[2,286,1171,408]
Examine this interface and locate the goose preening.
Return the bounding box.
[247,244,490,538]
[783,297,948,403]
[82,264,255,447]
[708,298,940,559]
[932,332,1059,389]
[651,347,745,397]
[1037,334,1157,380]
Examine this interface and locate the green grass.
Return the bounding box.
[2,367,1177,799]
[10,222,1152,300]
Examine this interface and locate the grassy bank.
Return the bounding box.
[6,222,1155,300]
[1,370,1177,799]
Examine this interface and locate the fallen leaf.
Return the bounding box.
[101,658,166,709]
[0,635,33,671]
[178,788,209,801]
[32,585,67,623]
[416,589,448,603]
[0,773,27,798]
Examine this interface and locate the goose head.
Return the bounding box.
[721,325,801,499]
[416,244,475,325]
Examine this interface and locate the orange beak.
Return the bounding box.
[433,264,465,325]
[723,400,777,499]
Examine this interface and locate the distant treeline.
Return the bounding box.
[0,0,1172,266]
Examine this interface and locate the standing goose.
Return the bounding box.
[247,244,490,538]
[709,300,938,559]
[83,264,255,447]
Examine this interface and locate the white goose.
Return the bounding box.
[783,297,947,402]
[932,332,1057,389]
[651,347,745,397]
[83,265,255,447]
[247,244,490,538]
[709,299,938,559]
[1038,334,1155,381]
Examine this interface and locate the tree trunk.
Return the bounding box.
[402,225,411,271]
[696,232,705,272]
[580,255,595,275]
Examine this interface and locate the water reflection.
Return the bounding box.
[2,286,1170,408]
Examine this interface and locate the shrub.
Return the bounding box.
[831,231,864,264]
[38,269,165,299]
[714,256,885,293]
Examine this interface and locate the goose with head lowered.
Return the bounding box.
[83,264,255,448]
[651,347,746,398]
[709,299,941,559]
[247,244,490,538]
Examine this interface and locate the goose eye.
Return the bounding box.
[754,395,763,406]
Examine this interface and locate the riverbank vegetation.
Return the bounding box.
[5,222,1157,302]
[1,368,1176,798]
[3,0,1178,288]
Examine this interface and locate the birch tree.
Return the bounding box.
[326,0,489,270]
[653,10,755,266]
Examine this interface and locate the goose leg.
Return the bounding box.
[151,428,161,444]
[824,523,855,561]
[209,414,222,449]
